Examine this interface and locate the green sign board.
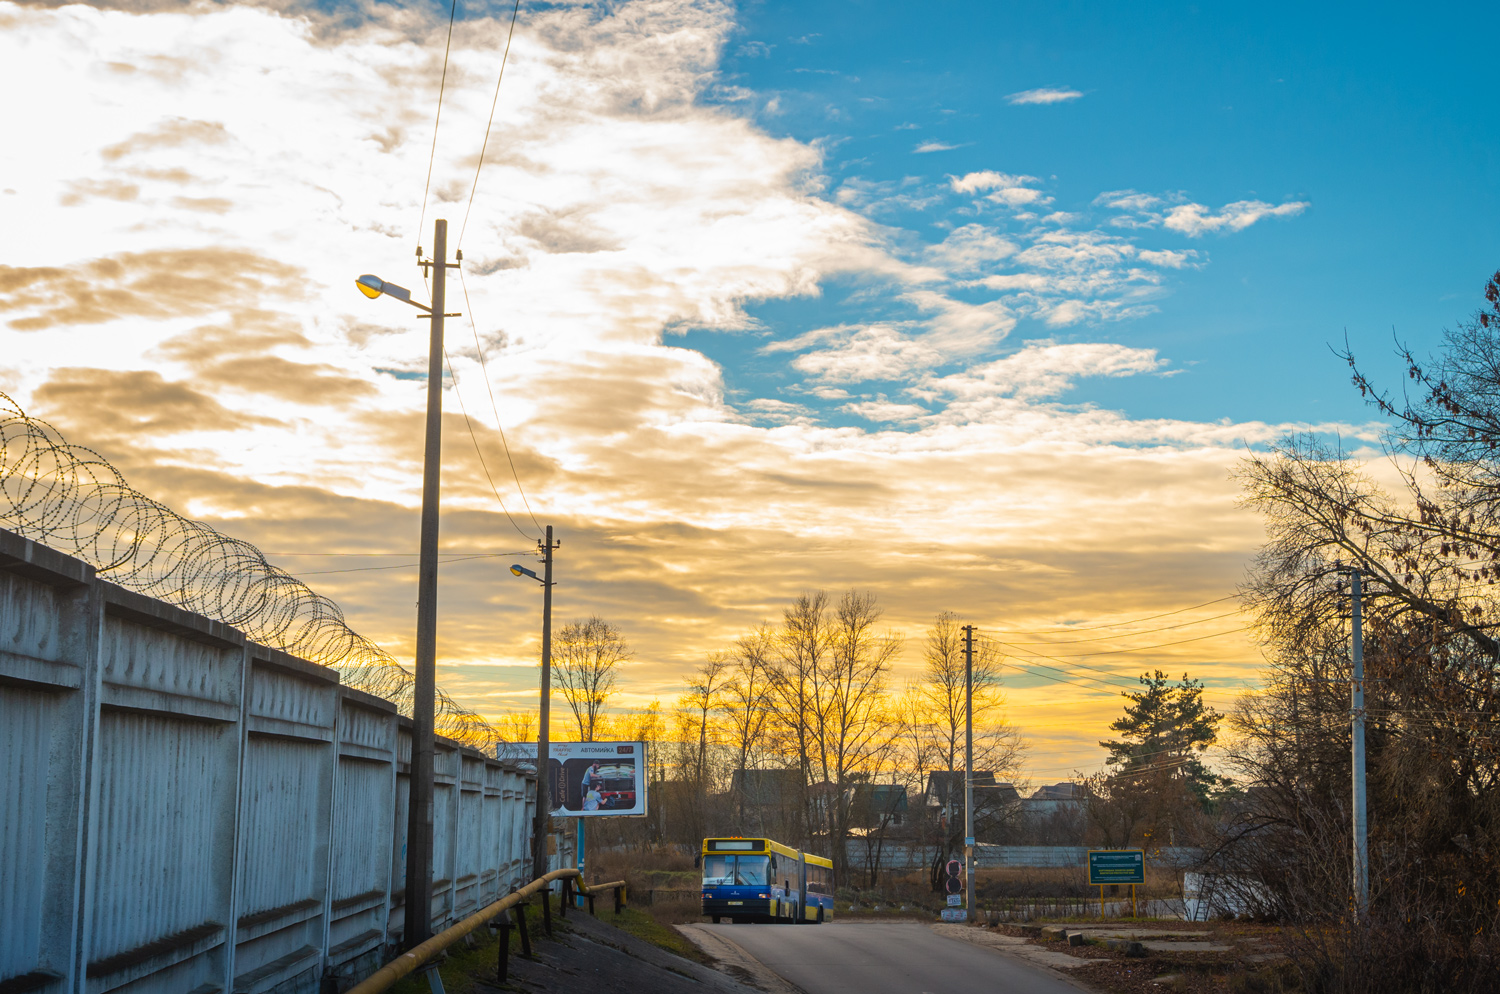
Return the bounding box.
[1088,849,1145,885]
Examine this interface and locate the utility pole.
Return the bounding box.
[963,623,975,923]
[405,218,455,948]
[532,525,558,881]
[1349,569,1369,918]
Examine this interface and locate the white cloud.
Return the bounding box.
[1005,87,1084,105]
[842,398,929,422]
[1163,199,1310,237]
[914,140,963,153]
[912,340,1168,405]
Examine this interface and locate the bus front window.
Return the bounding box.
[703,855,735,886]
[735,855,770,886]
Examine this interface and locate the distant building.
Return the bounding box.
[1022,782,1086,822]
[844,783,909,829]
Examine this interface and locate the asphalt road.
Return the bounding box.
[699,921,1085,994]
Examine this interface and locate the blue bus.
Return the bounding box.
[701,837,835,924]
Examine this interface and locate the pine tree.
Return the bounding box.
[1099,670,1224,808]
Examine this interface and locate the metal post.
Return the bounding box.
[576,818,586,908]
[532,526,556,881]
[963,624,975,923]
[404,218,448,949]
[1350,570,1369,918]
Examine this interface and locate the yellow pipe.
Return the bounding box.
[347,868,581,994]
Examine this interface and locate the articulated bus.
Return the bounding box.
[701,837,834,924]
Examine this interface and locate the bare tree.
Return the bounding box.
[720,626,775,823]
[552,615,631,741]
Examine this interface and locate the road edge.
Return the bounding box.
[674,923,810,994]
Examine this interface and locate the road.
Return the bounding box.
[696,921,1086,994]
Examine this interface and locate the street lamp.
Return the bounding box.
[511,527,558,880]
[354,221,460,949]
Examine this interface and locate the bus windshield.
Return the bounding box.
[703,854,770,886]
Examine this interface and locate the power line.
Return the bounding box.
[262,550,533,557]
[1000,610,1242,646]
[991,594,1241,636]
[416,0,461,244]
[291,553,509,576]
[991,627,1251,660]
[457,0,523,249]
[457,267,544,534]
[444,348,542,541]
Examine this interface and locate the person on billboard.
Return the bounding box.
[583,788,602,811]
[581,761,603,799]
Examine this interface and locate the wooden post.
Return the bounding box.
[1131,884,1137,919]
[515,902,533,959]
[614,885,623,915]
[1099,884,1104,919]
[560,878,569,918]
[541,885,553,937]
[497,918,511,982]
[588,891,596,916]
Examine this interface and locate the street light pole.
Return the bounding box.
[963,623,975,923]
[404,218,450,948]
[532,525,557,880]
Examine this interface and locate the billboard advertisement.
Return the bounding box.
[495,740,648,818]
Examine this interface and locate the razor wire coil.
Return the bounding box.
[0,392,502,752]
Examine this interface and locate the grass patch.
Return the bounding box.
[609,907,714,965]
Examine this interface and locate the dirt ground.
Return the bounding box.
[983,918,1295,994]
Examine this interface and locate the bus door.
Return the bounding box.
[798,854,807,920]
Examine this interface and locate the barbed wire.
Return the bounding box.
[0,392,503,752]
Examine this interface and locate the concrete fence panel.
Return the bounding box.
[0,528,537,994]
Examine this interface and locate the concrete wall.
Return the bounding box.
[848,841,1203,872]
[0,528,537,994]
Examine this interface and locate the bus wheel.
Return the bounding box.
[711,915,721,924]
[817,906,825,924]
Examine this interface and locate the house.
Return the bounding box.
[844,783,909,829]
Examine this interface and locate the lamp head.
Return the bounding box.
[511,564,540,581]
[354,274,415,304]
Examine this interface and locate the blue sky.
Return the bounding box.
[684,0,1500,430]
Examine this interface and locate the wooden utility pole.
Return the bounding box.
[405,218,452,948]
[532,526,558,880]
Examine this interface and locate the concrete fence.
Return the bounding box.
[0,527,539,994]
[847,841,1204,872]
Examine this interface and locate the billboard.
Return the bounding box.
[495,741,648,818]
[1087,849,1146,885]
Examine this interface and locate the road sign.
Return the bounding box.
[947,894,963,906]
[964,837,975,846]
[944,858,963,894]
[1088,849,1145,885]
[940,907,967,922]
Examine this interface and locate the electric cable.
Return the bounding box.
[443,348,541,541]
[1000,610,1242,646]
[991,594,1241,636]
[457,0,523,249]
[457,267,543,534]
[416,0,461,244]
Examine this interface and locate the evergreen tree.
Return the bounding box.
[1099,670,1224,807]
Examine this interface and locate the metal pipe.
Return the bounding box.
[348,867,581,994]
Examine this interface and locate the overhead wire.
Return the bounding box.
[291,553,511,575]
[416,0,461,245]
[991,594,1241,636]
[457,268,543,535]
[444,348,541,542]
[1000,610,1242,646]
[457,0,523,250]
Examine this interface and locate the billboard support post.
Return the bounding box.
[576,818,586,908]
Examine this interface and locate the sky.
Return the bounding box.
[1,0,1497,778]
